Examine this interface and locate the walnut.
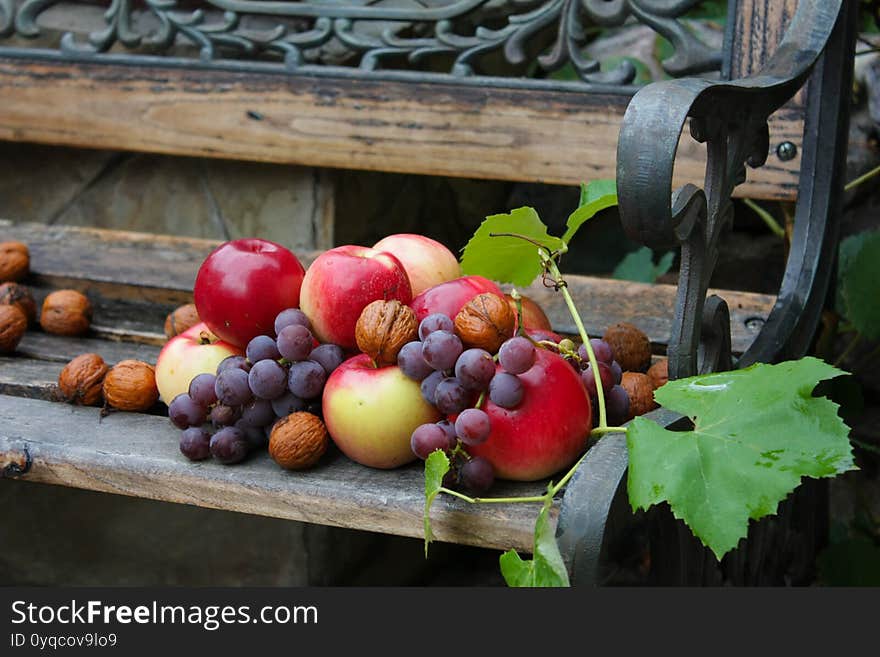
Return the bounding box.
[269,412,329,470]
[103,359,159,412]
[647,358,669,390]
[355,299,418,366]
[603,322,652,373]
[40,289,92,336]
[0,241,29,282]
[0,282,37,326]
[621,372,658,419]
[454,292,515,353]
[57,353,109,406]
[0,305,27,354]
[164,303,201,339]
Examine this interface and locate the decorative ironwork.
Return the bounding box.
[0,0,722,85]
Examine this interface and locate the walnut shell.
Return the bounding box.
[164,303,201,339]
[355,299,418,366]
[621,372,658,419]
[603,322,652,373]
[647,358,669,390]
[0,282,37,326]
[103,359,159,412]
[454,292,515,354]
[0,304,27,354]
[0,241,29,282]
[40,289,92,337]
[269,412,329,470]
[58,353,109,406]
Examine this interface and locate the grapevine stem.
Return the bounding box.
[590,426,629,436]
[438,487,549,505]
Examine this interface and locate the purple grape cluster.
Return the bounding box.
[170,308,344,465]
[571,338,630,425]
[400,314,540,494]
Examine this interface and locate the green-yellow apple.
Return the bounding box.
[323,354,441,469]
[372,233,461,296]
[299,245,412,349]
[155,322,243,404]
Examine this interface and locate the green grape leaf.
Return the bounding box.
[838,229,880,340]
[423,449,450,556]
[460,207,563,287]
[626,357,856,560]
[562,179,618,244]
[499,497,570,587]
[612,246,675,283]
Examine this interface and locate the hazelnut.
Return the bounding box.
[0,282,37,326]
[603,322,652,373]
[164,303,201,339]
[454,292,515,353]
[57,353,109,406]
[621,372,658,419]
[647,358,669,390]
[40,289,92,336]
[103,359,159,412]
[269,412,329,470]
[355,299,418,366]
[0,304,27,354]
[0,241,29,282]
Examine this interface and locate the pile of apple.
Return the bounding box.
[154,233,633,491]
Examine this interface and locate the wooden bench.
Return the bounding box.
[0,0,857,585]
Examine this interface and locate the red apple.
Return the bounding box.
[194,238,306,348]
[322,354,441,469]
[466,348,592,481]
[372,233,461,296]
[299,245,412,349]
[507,293,554,332]
[410,275,503,323]
[155,322,243,403]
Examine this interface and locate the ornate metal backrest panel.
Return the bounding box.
[0,1,725,87]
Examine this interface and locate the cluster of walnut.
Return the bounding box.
[57,353,159,413]
[602,321,668,419]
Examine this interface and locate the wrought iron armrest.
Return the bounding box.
[557,0,857,587]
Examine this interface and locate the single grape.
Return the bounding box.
[210,403,241,428]
[460,457,495,494]
[240,398,276,428]
[309,343,345,376]
[581,361,614,399]
[433,377,470,415]
[246,335,281,363]
[418,313,454,341]
[209,427,250,465]
[179,426,212,461]
[288,360,327,399]
[498,336,536,375]
[579,338,614,366]
[489,372,524,409]
[214,368,253,406]
[420,370,445,405]
[277,324,315,362]
[421,330,463,372]
[436,419,458,445]
[454,348,495,391]
[235,418,269,448]
[606,384,631,425]
[168,393,207,430]
[398,341,434,382]
[274,308,311,335]
[610,360,622,385]
[271,392,307,417]
[216,355,251,374]
[454,408,491,446]
[247,359,288,400]
[188,373,218,407]
[411,423,455,460]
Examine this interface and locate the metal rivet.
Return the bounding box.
[745,317,765,332]
[776,141,797,161]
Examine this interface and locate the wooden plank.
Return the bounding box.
[2,221,775,354]
[0,394,547,552]
[0,357,61,401]
[0,57,802,201]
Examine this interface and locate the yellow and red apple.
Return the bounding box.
[372,233,461,296]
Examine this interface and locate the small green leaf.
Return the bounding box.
[627,357,856,560]
[499,497,570,587]
[838,229,880,340]
[561,180,618,244]
[612,246,675,283]
[460,207,563,287]
[423,449,450,556]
